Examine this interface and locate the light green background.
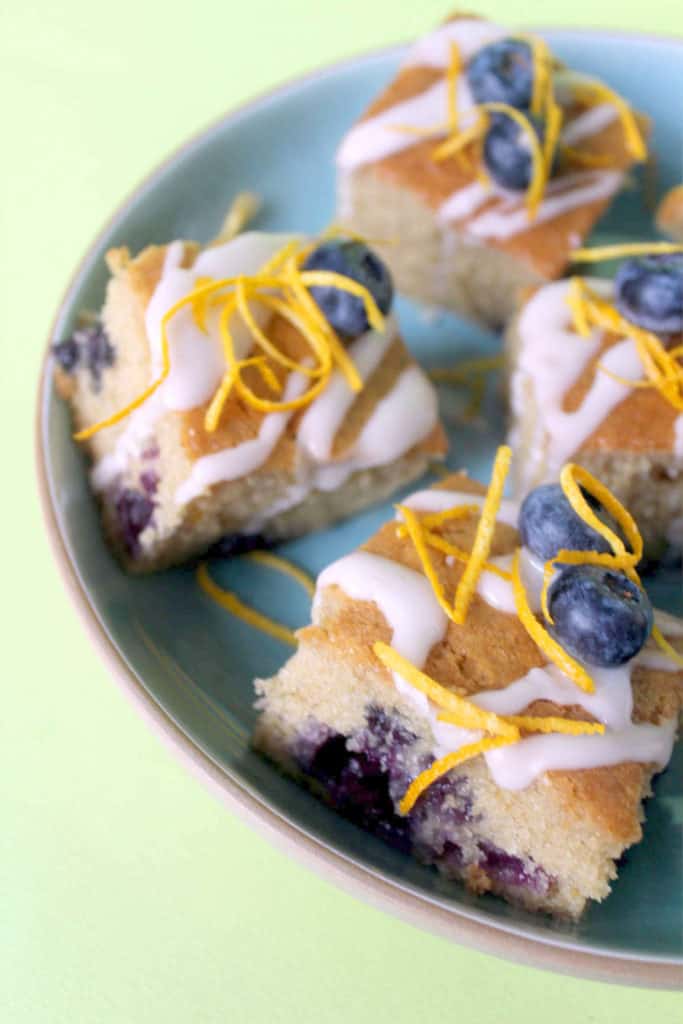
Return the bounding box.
[4,1,683,1020]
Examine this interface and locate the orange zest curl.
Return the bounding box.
[74,237,383,441]
[565,277,683,412]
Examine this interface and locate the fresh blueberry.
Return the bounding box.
[519,483,613,562]
[302,239,393,339]
[467,38,534,109]
[614,254,683,334]
[547,565,653,666]
[482,111,548,192]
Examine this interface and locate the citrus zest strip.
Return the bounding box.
[244,551,315,597]
[428,355,504,382]
[571,242,683,263]
[512,549,595,694]
[481,103,546,216]
[399,737,515,815]
[372,642,519,740]
[506,715,604,736]
[211,191,261,246]
[197,562,298,647]
[452,445,511,625]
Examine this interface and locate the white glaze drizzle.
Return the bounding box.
[484,719,676,791]
[314,551,449,716]
[315,484,680,790]
[560,103,618,146]
[174,370,309,506]
[297,325,396,461]
[510,278,646,490]
[675,415,683,458]
[402,18,507,69]
[464,170,623,240]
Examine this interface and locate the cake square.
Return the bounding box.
[507,259,683,560]
[53,226,446,572]
[254,464,682,918]
[337,14,647,327]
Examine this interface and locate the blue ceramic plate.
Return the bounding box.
[38,29,683,985]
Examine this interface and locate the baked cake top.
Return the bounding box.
[337,15,646,278]
[54,222,446,514]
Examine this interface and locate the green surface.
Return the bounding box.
[5,1,683,1020]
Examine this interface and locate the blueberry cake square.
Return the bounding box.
[507,244,683,559]
[54,222,446,571]
[254,456,682,917]
[337,14,647,327]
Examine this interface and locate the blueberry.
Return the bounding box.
[482,111,547,192]
[614,254,683,334]
[52,322,115,390]
[547,565,653,666]
[467,38,534,109]
[302,239,393,339]
[53,337,80,374]
[519,483,613,562]
[115,488,154,556]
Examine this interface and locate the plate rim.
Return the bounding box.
[36,28,683,988]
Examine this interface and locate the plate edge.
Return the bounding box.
[35,32,683,988]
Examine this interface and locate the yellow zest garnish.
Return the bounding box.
[372,643,519,739]
[557,466,682,670]
[445,42,462,137]
[399,736,514,815]
[512,33,553,118]
[560,463,641,563]
[481,103,546,217]
[419,530,512,580]
[397,506,455,621]
[571,242,683,263]
[418,504,481,530]
[433,109,487,163]
[211,191,261,246]
[561,145,614,169]
[543,94,563,175]
[197,562,298,647]
[567,278,683,411]
[568,74,646,162]
[452,445,511,625]
[428,355,504,382]
[651,627,683,668]
[75,237,383,439]
[506,715,604,736]
[512,549,595,694]
[566,276,592,337]
[244,550,315,597]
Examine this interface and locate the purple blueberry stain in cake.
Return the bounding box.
[288,706,557,899]
[141,443,160,461]
[115,488,154,556]
[477,841,552,896]
[139,470,159,496]
[209,532,270,559]
[53,323,115,391]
